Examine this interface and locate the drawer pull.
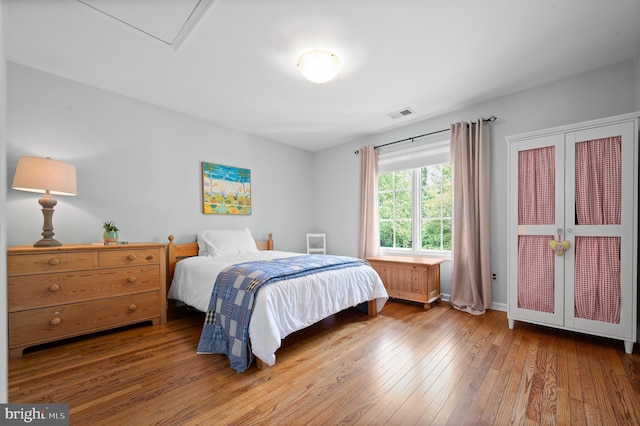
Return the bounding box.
[127,276,137,283]
[127,254,137,261]
[128,304,137,312]
[49,317,61,326]
[48,258,60,265]
[48,284,60,292]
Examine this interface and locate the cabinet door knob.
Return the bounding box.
[127,254,137,261]
[127,276,137,283]
[128,304,137,312]
[48,258,60,265]
[48,284,60,292]
[49,317,61,326]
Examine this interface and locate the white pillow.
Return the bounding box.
[197,228,259,257]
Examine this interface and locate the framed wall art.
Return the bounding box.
[202,162,252,215]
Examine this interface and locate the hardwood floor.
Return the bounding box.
[8,300,640,425]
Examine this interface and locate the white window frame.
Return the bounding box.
[378,139,452,260]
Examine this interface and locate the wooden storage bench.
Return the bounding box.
[366,255,444,310]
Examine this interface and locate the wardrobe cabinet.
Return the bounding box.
[506,112,638,354]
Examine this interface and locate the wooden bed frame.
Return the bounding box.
[165,233,378,369]
[166,233,274,285]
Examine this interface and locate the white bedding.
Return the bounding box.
[167,251,388,366]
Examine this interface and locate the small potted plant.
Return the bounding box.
[102,221,120,243]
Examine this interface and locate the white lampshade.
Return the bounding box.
[296,50,341,84]
[12,156,77,196]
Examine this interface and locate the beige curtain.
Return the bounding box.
[449,120,491,314]
[358,145,379,259]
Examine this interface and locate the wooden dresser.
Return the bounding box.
[8,243,166,358]
[366,256,444,310]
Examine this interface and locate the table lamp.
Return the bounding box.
[12,156,77,247]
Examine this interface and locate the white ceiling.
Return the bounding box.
[5,0,640,152]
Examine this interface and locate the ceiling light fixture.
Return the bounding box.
[296,50,341,84]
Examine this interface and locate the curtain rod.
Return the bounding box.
[354,115,497,154]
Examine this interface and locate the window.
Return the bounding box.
[379,169,413,248]
[420,163,452,251]
[378,141,451,256]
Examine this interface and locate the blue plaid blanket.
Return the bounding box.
[197,254,367,372]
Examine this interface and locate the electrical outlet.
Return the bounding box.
[492,273,497,281]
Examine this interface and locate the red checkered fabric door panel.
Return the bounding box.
[518,146,555,225]
[518,235,555,312]
[574,236,621,324]
[517,146,556,312]
[573,136,622,324]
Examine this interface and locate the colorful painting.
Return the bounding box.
[202,162,252,215]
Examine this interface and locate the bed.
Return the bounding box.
[166,229,388,372]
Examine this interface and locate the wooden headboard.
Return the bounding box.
[166,233,274,285]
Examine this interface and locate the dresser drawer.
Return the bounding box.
[7,251,95,275]
[9,292,161,347]
[8,265,161,311]
[98,248,162,267]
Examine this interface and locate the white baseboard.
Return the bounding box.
[491,302,507,312]
[440,293,507,312]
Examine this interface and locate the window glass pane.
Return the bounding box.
[395,169,412,189]
[396,220,412,248]
[378,173,393,191]
[422,186,442,218]
[378,192,394,219]
[396,190,412,218]
[380,221,394,247]
[422,165,443,187]
[442,185,452,217]
[420,163,451,252]
[441,163,452,186]
[378,170,414,249]
[422,219,442,250]
[442,219,452,250]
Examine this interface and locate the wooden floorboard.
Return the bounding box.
[8,301,640,425]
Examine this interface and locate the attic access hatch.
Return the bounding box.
[76,0,214,49]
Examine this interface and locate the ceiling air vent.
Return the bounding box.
[388,108,415,119]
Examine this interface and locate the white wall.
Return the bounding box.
[6,63,315,253]
[1,0,9,404]
[635,53,640,345]
[635,54,640,109]
[314,59,638,308]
